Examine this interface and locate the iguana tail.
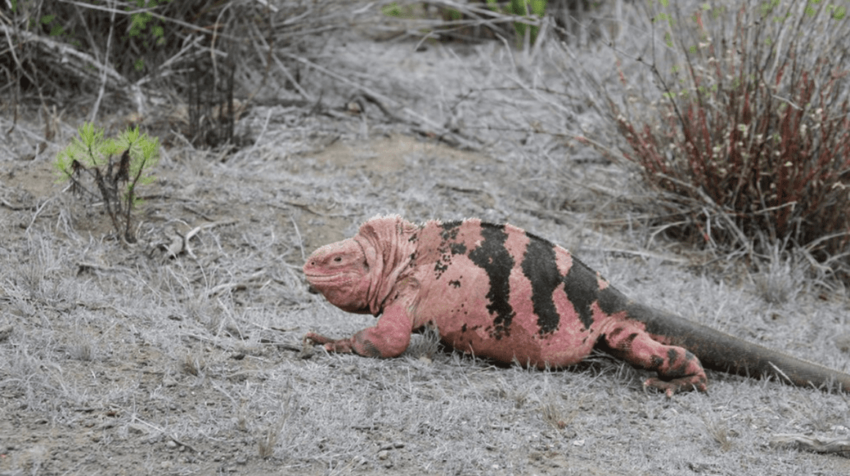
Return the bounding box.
[627,302,850,393]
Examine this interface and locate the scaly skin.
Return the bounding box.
[303,216,850,396]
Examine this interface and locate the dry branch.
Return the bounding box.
[770,434,850,454]
[0,24,125,86]
[160,220,237,259]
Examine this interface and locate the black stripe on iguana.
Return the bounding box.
[561,257,601,330]
[521,238,562,335]
[469,224,515,339]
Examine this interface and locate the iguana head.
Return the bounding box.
[304,216,417,315]
[303,238,373,314]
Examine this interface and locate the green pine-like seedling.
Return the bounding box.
[56,123,160,243]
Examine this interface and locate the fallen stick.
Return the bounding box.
[770,434,850,454]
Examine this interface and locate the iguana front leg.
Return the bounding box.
[602,321,708,397]
[305,303,413,358]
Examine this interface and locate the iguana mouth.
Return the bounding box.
[304,273,354,289]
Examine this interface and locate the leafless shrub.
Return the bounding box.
[2,1,362,128]
[68,336,94,362]
[257,419,282,459]
[609,1,850,282]
[753,244,806,304]
[701,413,733,452]
[258,395,293,459]
[406,325,442,360]
[236,398,250,433]
[182,349,206,376]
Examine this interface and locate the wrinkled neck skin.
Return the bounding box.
[354,216,418,315]
[304,216,418,316]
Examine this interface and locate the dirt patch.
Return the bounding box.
[314,133,487,173]
[1,158,59,203]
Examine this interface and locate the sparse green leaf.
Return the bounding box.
[530,0,547,16]
[381,2,401,17]
[55,123,160,241]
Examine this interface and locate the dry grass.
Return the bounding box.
[1,1,849,475]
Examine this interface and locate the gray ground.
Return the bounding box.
[2,8,850,475]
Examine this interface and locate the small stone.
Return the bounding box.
[166,440,178,449]
[128,423,148,435]
[377,450,389,460]
[0,325,12,342]
[835,333,850,353]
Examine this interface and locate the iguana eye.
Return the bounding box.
[334,256,342,262]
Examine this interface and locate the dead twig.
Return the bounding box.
[130,416,198,453]
[206,270,268,297]
[160,220,238,258]
[770,434,850,454]
[0,196,32,211]
[0,24,126,88]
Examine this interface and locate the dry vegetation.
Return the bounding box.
[609,0,850,282]
[1,0,849,474]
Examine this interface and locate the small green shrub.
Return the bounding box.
[510,0,547,44]
[381,2,403,17]
[612,1,850,279]
[405,0,547,45]
[55,123,160,243]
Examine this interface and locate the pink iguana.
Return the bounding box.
[303,216,850,396]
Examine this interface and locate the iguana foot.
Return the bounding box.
[643,375,708,397]
[303,332,354,353]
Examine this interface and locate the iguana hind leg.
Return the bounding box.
[602,322,708,397]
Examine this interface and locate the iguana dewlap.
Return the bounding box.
[303,216,850,396]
